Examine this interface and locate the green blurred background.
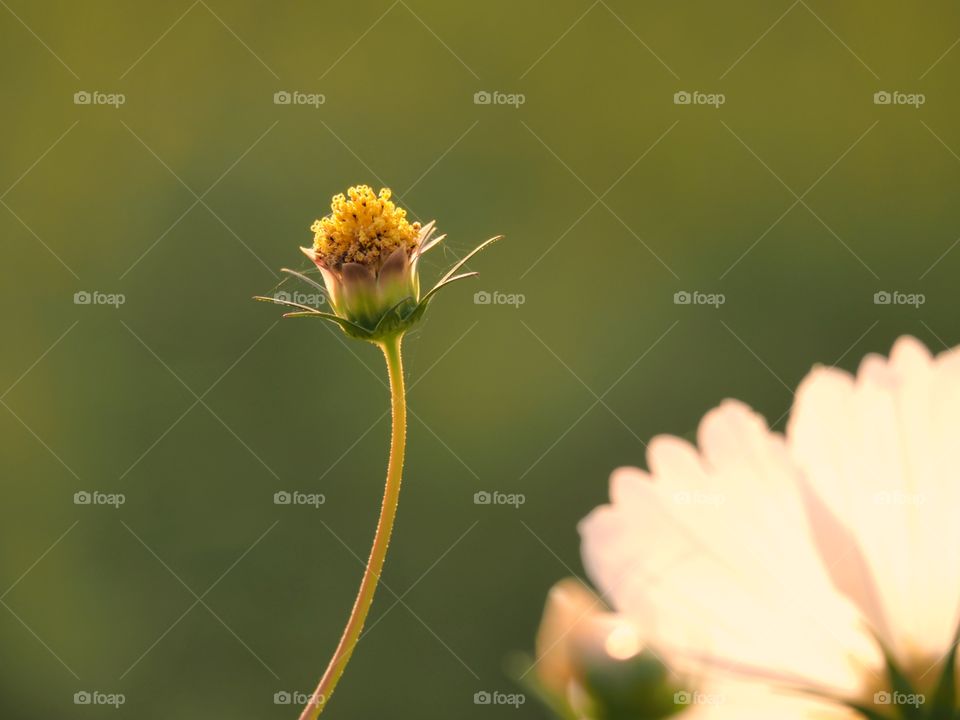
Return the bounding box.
[2,1,959,717]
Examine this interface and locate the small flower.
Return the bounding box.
[578,336,960,718]
[256,184,500,342]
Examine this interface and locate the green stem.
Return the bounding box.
[299,334,407,720]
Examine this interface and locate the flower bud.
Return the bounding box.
[257,184,501,343]
[535,579,687,719]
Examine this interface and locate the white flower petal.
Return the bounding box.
[789,336,960,658]
[580,400,878,695]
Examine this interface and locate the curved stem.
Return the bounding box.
[300,334,406,720]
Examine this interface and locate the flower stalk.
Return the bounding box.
[255,184,501,717]
[299,333,406,720]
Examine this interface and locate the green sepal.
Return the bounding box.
[436,235,502,286]
[256,292,369,336]
[280,268,328,294]
[420,272,479,305]
[877,636,924,720]
[253,294,321,314]
[371,296,419,337]
[278,311,372,338]
[578,647,683,720]
[928,626,960,720]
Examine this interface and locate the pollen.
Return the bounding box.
[311,185,421,269]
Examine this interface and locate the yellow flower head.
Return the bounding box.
[256,184,501,342]
[310,185,421,270]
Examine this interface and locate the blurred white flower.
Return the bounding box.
[581,336,960,718]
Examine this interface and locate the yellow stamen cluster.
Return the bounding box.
[311,186,421,269]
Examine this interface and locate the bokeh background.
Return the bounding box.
[2,1,960,717]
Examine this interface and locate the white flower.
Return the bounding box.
[580,336,960,717]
